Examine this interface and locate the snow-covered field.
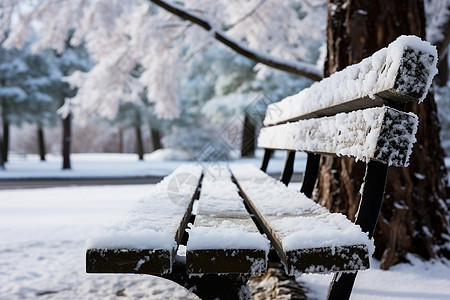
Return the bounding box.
[1,152,450,299]
[0,150,307,179]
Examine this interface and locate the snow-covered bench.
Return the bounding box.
[85,35,437,300]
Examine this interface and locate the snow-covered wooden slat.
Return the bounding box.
[86,164,203,275]
[264,35,438,126]
[230,164,373,275]
[186,167,269,274]
[258,107,418,167]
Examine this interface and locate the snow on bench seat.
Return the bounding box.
[258,106,418,167]
[230,164,373,275]
[186,166,269,274]
[264,35,437,126]
[86,164,202,275]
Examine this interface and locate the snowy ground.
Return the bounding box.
[0,150,307,179]
[1,152,450,299]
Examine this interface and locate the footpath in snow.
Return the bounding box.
[0,150,307,180]
[0,151,449,299]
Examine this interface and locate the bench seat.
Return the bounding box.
[85,35,438,300]
[186,167,269,274]
[86,164,202,275]
[230,164,373,275]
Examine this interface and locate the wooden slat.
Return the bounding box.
[86,249,171,274]
[258,107,418,167]
[86,165,203,275]
[263,37,437,126]
[230,164,372,275]
[186,167,268,274]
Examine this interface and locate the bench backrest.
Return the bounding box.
[259,35,437,165]
[257,35,438,299]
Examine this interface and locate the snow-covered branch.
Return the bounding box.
[150,0,323,81]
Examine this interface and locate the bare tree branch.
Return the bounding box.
[149,0,323,81]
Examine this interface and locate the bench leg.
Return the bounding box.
[280,151,296,185]
[300,153,320,198]
[327,272,357,299]
[260,149,274,172]
[327,160,389,299]
[163,262,251,300]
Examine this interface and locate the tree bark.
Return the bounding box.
[241,114,256,157]
[151,128,162,151]
[37,125,46,161]
[316,0,450,270]
[2,119,9,163]
[62,113,71,170]
[135,125,144,161]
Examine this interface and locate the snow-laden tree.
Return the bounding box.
[0,45,27,163]
[0,43,60,162]
[49,38,91,169]
[0,32,91,167]
[200,46,314,157]
[0,0,326,120]
[160,48,234,160]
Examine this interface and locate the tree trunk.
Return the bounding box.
[316,0,450,270]
[135,125,144,161]
[241,114,256,157]
[2,119,9,163]
[0,136,4,169]
[118,127,124,153]
[62,113,71,170]
[436,52,448,87]
[151,128,162,151]
[37,125,46,161]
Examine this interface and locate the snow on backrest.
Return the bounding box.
[263,35,437,126]
[258,107,418,167]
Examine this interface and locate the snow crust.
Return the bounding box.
[230,164,373,256]
[264,35,437,126]
[187,167,269,251]
[259,107,418,167]
[87,164,202,250]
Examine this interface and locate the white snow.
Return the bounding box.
[230,164,373,257]
[0,150,309,180]
[259,107,418,167]
[87,164,202,250]
[187,166,269,251]
[0,153,188,179]
[301,256,450,300]
[1,153,450,299]
[0,185,199,300]
[264,35,438,126]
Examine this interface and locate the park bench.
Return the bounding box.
[86,35,437,299]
